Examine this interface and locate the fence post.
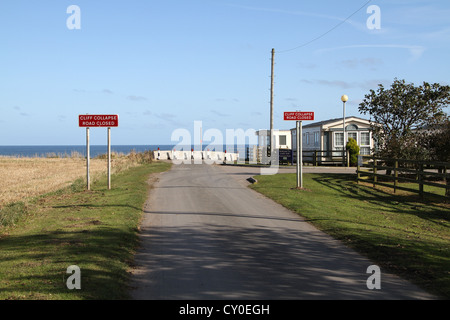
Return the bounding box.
[373,154,377,188]
[445,166,449,198]
[357,158,360,184]
[419,162,424,199]
[394,160,398,194]
[313,150,317,166]
[346,150,350,167]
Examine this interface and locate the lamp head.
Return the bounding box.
[341,95,349,102]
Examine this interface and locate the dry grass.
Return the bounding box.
[0,154,148,207]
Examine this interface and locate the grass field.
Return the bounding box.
[250,173,450,299]
[0,154,147,208]
[0,160,171,300]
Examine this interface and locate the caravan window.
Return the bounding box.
[279,135,287,146]
[360,132,371,155]
[314,132,320,145]
[334,132,344,148]
[348,132,357,143]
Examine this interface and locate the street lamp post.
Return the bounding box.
[341,95,349,166]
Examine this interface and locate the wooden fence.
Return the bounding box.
[258,148,349,166]
[357,155,450,198]
[300,150,349,166]
[285,150,349,166]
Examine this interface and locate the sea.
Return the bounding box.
[0,145,173,158]
[0,145,250,158]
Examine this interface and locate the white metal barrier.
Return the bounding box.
[153,150,238,162]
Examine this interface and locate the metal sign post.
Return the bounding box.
[107,127,111,190]
[284,111,314,189]
[79,114,119,191]
[86,127,90,191]
[296,120,303,189]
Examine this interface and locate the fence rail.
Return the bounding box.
[280,149,349,166]
[300,150,349,166]
[257,148,350,166]
[357,155,450,198]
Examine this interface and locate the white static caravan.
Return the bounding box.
[255,129,292,163]
[255,129,292,150]
[290,116,376,157]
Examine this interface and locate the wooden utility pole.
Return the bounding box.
[270,48,275,156]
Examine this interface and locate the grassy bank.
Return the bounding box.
[250,173,450,299]
[0,161,171,300]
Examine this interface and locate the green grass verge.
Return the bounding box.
[250,173,450,299]
[0,162,171,300]
[0,202,29,228]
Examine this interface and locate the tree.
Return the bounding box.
[346,138,360,166]
[359,78,450,160]
[424,119,450,197]
[425,119,450,162]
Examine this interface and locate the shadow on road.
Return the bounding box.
[130,222,433,300]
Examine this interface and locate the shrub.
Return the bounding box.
[346,138,360,166]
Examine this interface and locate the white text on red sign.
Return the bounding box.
[283,112,315,121]
[79,115,119,127]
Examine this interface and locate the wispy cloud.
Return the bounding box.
[387,4,450,26]
[13,105,30,116]
[225,3,366,32]
[317,44,426,61]
[155,113,176,120]
[348,99,364,107]
[127,95,147,101]
[298,63,318,70]
[301,79,390,90]
[73,88,114,95]
[339,58,383,70]
[417,27,450,42]
[215,98,240,103]
[317,80,353,89]
[211,110,230,117]
[154,113,182,126]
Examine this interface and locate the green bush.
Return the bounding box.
[346,138,360,166]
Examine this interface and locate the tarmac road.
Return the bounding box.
[129,163,436,300]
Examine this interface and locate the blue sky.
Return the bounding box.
[1,0,449,145]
